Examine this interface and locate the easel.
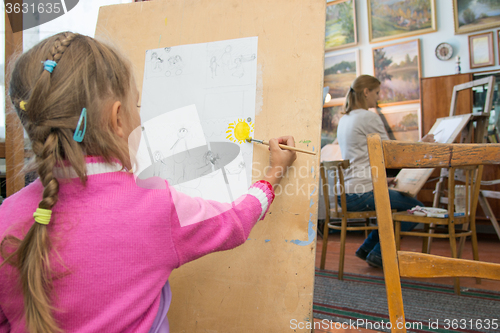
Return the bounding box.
[96,1,325,332]
[429,76,500,255]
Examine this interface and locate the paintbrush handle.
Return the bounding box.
[261,140,316,155]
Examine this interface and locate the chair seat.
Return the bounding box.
[392,211,468,225]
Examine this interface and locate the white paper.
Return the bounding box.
[432,117,463,143]
[134,37,258,204]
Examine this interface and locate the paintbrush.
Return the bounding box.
[245,137,316,155]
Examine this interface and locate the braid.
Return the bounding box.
[37,132,60,209]
[3,31,136,332]
[48,32,76,63]
[1,33,78,333]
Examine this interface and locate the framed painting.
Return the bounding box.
[453,0,500,34]
[325,0,357,52]
[373,39,421,107]
[378,105,421,142]
[469,31,495,69]
[323,50,360,106]
[367,0,436,43]
[498,30,500,65]
[321,105,344,148]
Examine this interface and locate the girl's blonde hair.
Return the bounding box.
[1,32,135,333]
[344,74,381,114]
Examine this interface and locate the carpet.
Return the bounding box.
[313,269,500,333]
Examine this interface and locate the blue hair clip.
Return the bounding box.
[73,108,87,143]
[43,60,57,73]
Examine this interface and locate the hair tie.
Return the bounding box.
[19,100,27,111]
[43,60,57,73]
[73,108,87,142]
[33,208,52,225]
[349,87,355,93]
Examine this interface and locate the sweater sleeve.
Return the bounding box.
[364,112,390,141]
[0,306,9,333]
[169,180,275,267]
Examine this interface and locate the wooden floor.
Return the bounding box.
[312,231,500,333]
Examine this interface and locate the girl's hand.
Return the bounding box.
[387,177,397,187]
[264,136,297,188]
[420,134,435,143]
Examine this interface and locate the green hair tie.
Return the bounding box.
[33,208,52,225]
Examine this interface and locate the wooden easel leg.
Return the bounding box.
[478,192,500,241]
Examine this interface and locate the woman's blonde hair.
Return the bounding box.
[344,74,380,114]
[1,32,135,333]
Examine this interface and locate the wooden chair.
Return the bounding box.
[319,161,378,280]
[392,164,481,294]
[367,133,500,332]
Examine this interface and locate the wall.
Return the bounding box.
[343,0,500,81]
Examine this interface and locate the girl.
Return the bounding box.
[0,32,296,333]
[336,75,432,268]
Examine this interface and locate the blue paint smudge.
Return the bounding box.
[285,240,288,242]
[313,146,315,152]
[265,239,271,243]
[309,198,314,207]
[290,219,315,246]
[311,166,314,175]
[310,186,316,196]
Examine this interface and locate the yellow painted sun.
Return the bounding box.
[226,118,254,144]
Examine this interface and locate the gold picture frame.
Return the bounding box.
[453,0,500,34]
[367,0,436,44]
[469,31,495,69]
[325,0,358,52]
[373,39,422,107]
[323,49,360,107]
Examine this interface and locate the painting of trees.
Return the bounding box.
[325,0,357,51]
[372,39,421,106]
[453,0,500,34]
[368,0,436,43]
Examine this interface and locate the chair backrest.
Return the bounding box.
[366,133,500,333]
[320,160,349,216]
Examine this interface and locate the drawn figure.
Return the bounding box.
[165,55,184,77]
[232,57,244,78]
[152,150,167,178]
[220,45,233,76]
[170,127,188,151]
[209,56,219,78]
[232,54,256,78]
[225,160,246,181]
[150,52,163,72]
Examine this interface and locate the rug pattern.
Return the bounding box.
[313,270,500,333]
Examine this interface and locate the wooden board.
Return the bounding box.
[96,1,325,332]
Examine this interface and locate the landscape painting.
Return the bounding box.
[373,39,421,106]
[325,0,357,51]
[453,0,500,34]
[379,106,420,141]
[321,105,344,148]
[368,0,436,43]
[324,50,359,106]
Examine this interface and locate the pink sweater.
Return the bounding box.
[0,159,274,332]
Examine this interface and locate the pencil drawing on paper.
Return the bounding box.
[145,47,188,79]
[136,37,258,205]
